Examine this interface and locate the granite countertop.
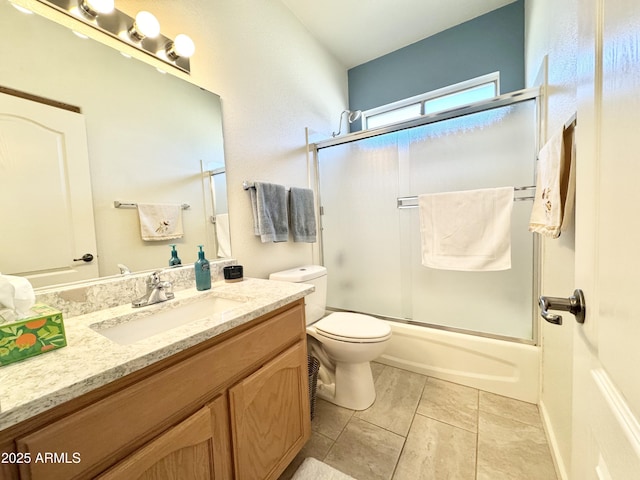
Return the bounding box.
[0,278,313,431]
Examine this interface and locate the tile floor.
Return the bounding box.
[280,363,558,480]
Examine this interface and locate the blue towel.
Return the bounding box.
[250,182,289,242]
[289,187,317,243]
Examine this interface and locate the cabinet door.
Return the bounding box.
[97,395,232,480]
[229,342,311,480]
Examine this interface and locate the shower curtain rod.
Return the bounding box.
[313,87,541,150]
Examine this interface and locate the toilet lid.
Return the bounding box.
[314,312,391,341]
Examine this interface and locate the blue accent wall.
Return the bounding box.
[347,0,524,128]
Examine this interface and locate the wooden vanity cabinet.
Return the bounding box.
[1,299,310,480]
[97,396,231,480]
[230,342,309,480]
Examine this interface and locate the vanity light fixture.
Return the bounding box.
[127,11,160,41]
[166,34,195,60]
[78,0,114,17]
[34,0,195,74]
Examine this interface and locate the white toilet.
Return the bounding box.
[269,265,391,410]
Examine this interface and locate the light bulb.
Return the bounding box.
[79,0,114,17]
[128,11,160,41]
[166,34,195,60]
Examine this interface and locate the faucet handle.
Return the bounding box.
[160,281,175,300]
[147,271,162,287]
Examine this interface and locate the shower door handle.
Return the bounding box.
[539,289,586,325]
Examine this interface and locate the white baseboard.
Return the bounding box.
[539,399,570,480]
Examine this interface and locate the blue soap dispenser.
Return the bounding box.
[169,244,182,267]
[194,245,211,291]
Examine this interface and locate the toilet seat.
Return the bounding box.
[314,312,391,343]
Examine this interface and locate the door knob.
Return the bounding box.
[539,289,586,325]
[73,253,94,263]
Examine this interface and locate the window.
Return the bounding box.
[362,72,500,130]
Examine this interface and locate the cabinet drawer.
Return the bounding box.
[17,301,304,480]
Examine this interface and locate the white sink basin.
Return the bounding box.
[90,295,247,345]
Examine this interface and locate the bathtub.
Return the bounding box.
[377,321,540,403]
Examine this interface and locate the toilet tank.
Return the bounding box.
[269,265,327,325]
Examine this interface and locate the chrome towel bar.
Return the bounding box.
[114,201,190,209]
[396,186,536,209]
[243,181,291,191]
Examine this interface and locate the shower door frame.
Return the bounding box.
[311,87,542,345]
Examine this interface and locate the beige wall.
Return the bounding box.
[115,0,348,279]
[525,0,578,478]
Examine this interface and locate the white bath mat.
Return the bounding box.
[292,457,356,480]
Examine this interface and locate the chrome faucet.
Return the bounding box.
[118,263,131,275]
[132,271,174,308]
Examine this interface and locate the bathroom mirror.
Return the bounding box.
[0,0,229,288]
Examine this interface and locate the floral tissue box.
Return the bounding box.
[0,304,67,366]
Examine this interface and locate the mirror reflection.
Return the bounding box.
[0,1,229,289]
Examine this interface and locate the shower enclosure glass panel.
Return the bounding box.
[319,135,403,319]
[405,103,536,339]
[318,100,537,341]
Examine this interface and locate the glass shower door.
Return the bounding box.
[317,99,537,341]
[318,134,403,319]
[403,102,536,340]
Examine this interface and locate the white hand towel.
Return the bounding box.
[529,127,574,238]
[418,187,514,271]
[137,203,184,241]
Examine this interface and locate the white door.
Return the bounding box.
[571,0,640,477]
[0,91,99,287]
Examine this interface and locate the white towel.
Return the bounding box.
[418,187,514,271]
[137,203,184,241]
[215,213,231,257]
[529,127,574,238]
